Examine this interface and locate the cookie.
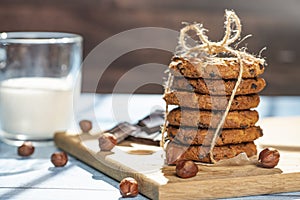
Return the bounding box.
[166,141,257,164]
[168,126,263,146]
[164,91,260,110]
[167,108,259,129]
[169,56,265,79]
[172,77,266,95]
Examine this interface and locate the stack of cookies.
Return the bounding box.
[164,55,266,164]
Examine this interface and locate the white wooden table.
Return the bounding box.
[0,93,300,200]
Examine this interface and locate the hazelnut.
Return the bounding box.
[119,177,139,198]
[176,160,198,178]
[51,152,68,167]
[98,133,117,151]
[17,141,35,157]
[258,148,280,168]
[79,120,92,133]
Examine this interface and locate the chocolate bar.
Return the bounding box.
[106,122,138,143]
[106,110,164,146]
[137,110,164,134]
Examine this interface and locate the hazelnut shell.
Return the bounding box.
[79,120,93,133]
[18,142,35,157]
[98,133,117,151]
[119,177,139,197]
[51,152,68,167]
[258,148,280,168]
[176,160,198,178]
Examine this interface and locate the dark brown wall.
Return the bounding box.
[1,0,300,95]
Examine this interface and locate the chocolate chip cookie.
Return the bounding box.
[172,77,266,95]
[167,108,259,129]
[164,91,260,110]
[166,141,257,164]
[168,126,263,146]
[169,56,265,79]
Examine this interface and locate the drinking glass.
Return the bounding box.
[0,32,82,145]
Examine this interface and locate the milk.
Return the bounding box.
[0,77,80,140]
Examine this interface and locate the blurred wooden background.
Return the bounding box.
[0,0,300,95]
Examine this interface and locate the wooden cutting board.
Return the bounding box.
[54,129,300,200]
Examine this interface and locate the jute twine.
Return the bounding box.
[162,10,266,164]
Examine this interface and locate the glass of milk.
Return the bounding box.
[0,32,82,145]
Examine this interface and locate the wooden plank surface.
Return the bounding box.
[54,129,300,200]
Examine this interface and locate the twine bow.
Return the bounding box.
[178,10,242,56]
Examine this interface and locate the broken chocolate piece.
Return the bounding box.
[107,122,138,143]
[104,110,164,146]
[137,110,164,134]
